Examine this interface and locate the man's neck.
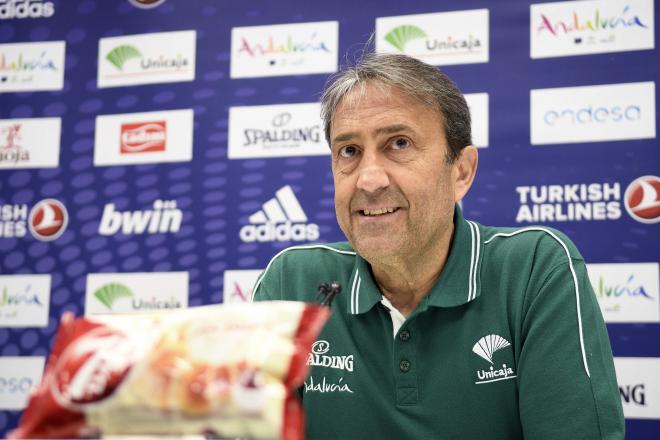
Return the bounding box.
[370,223,455,318]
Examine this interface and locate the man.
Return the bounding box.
[252,53,624,439]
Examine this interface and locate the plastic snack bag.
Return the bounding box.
[11,301,330,440]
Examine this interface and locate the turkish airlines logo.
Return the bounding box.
[28,199,68,241]
[624,176,660,224]
[120,121,166,154]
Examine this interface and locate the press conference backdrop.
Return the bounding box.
[0,0,658,437]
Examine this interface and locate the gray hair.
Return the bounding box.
[320,53,472,163]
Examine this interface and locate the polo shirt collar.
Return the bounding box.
[347,205,483,315]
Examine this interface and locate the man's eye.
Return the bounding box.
[338,145,358,158]
[390,137,410,150]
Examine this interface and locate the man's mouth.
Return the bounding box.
[360,207,400,216]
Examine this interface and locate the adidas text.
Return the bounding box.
[99,200,182,235]
[239,222,319,242]
[0,0,55,20]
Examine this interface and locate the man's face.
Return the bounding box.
[330,83,459,264]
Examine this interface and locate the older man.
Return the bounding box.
[252,53,623,439]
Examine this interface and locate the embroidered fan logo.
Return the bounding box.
[472,334,517,384]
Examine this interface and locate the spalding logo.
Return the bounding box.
[624,176,660,224]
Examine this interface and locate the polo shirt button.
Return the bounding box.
[399,330,411,342]
[399,359,411,373]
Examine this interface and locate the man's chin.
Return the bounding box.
[351,237,405,264]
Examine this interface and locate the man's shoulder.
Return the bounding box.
[475,222,584,263]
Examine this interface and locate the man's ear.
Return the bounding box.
[453,145,478,202]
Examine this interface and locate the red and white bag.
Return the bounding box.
[11,301,329,440]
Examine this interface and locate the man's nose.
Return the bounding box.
[356,152,390,194]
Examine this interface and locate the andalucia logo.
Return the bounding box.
[472,334,516,384]
[94,282,133,310]
[106,45,142,71]
[384,25,427,52]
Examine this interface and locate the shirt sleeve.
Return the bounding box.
[518,257,624,440]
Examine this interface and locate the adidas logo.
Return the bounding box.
[239,185,319,243]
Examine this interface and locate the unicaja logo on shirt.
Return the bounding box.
[472,334,517,384]
[239,185,319,243]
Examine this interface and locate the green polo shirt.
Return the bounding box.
[252,207,624,440]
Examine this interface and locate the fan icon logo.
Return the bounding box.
[624,176,660,224]
[472,334,516,385]
[28,199,68,241]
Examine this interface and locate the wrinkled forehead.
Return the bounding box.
[331,81,444,131]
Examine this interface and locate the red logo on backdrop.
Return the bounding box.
[624,175,660,224]
[120,121,166,154]
[28,199,68,241]
[128,0,167,9]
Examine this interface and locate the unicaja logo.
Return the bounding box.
[472,334,516,384]
[384,25,427,51]
[94,283,133,310]
[239,185,319,243]
[106,45,141,71]
[624,176,660,224]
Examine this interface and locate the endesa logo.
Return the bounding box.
[515,177,659,225]
[530,0,654,58]
[240,185,319,243]
[624,176,660,224]
[120,121,166,154]
[376,9,489,66]
[0,357,46,410]
[0,0,54,20]
[98,200,182,236]
[530,82,656,145]
[231,21,338,78]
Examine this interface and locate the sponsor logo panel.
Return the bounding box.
[0,199,69,240]
[614,357,660,420]
[222,269,262,303]
[514,177,659,224]
[624,176,660,224]
[85,272,189,315]
[240,185,319,243]
[0,0,55,20]
[230,21,338,78]
[128,0,167,9]
[98,30,196,88]
[94,109,193,166]
[376,9,489,66]
[228,103,327,159]
[464,93,489,148]
[531,0,655,59]
[0,117,61,169]
[0,274,50,327]
[0,40,65,92]
[530,82,656,145]
[587,263,659,323]
[0,356,45,410]
[98,200,182,236]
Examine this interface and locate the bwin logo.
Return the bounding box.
[99,200,182,235]
[240,185,319,243]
